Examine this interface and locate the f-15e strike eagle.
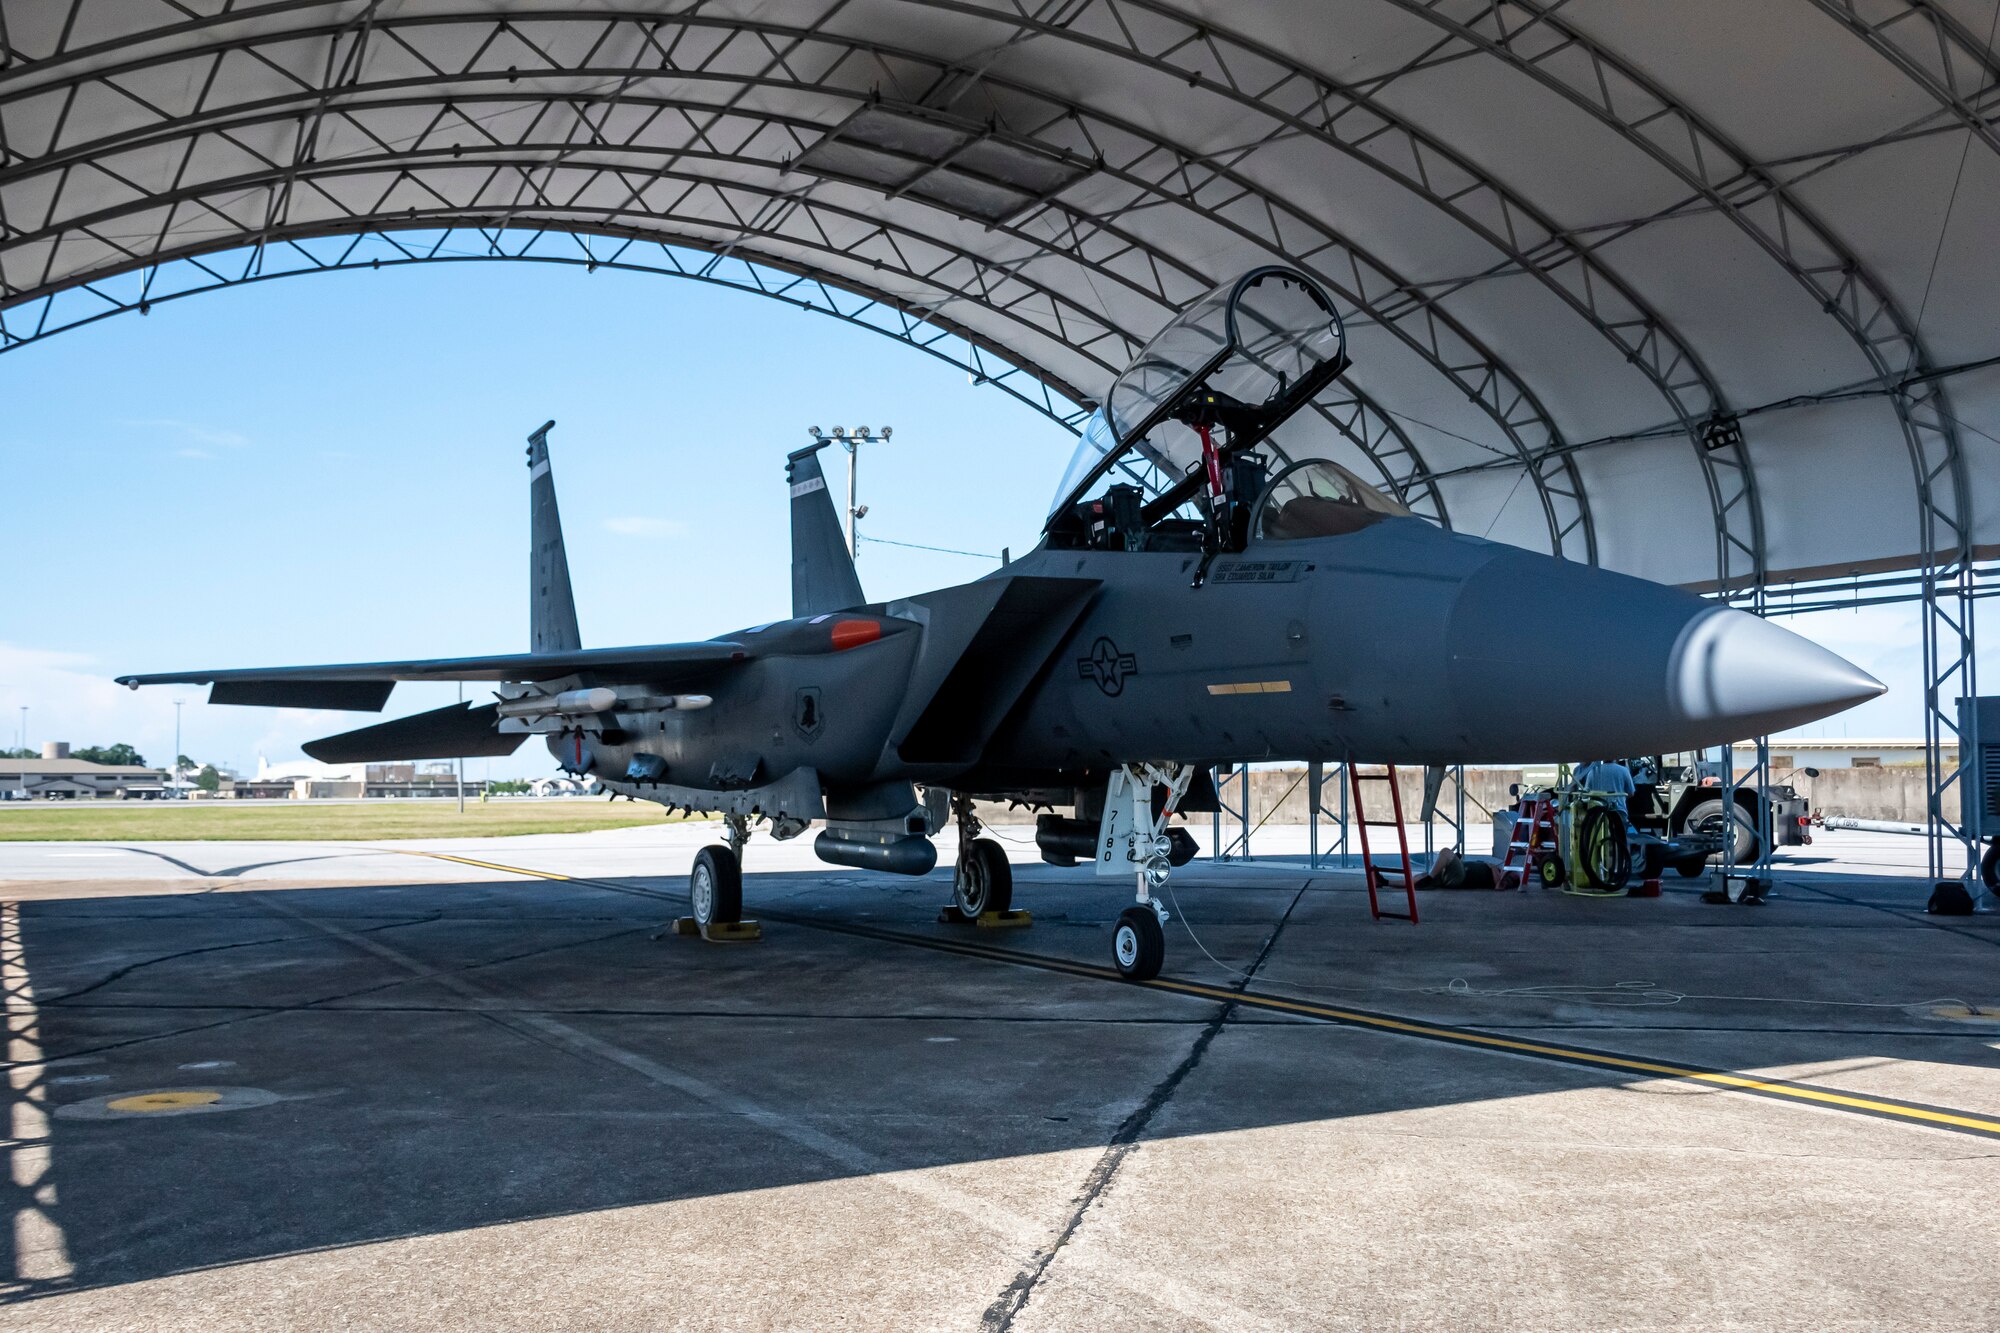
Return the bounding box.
[122,267,1884,979]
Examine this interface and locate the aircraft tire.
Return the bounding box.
[954,839,1013,917]
[1113,907,1164,982]
[1673,854,1710,879]
[691,845,742,927]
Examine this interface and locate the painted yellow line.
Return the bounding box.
[1134,975,2000,1136]
[383,849,573,882]
[384,848,2000,1139]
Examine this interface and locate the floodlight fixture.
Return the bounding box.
[808,426,822,439]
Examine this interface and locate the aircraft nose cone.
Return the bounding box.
[1442,549,1884,759]
[1669,607,1885,735]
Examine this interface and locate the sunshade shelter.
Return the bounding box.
[1,0,1993,875]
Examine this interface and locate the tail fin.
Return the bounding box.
[787,442,865,617]
[527,421,582,653]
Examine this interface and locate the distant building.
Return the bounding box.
[1731,738,1952,770]
[0,742,167,800]
[245,754,489,799]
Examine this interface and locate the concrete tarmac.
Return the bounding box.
[0,822,1996,1330]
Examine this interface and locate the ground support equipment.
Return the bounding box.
[1498,791,1557,890]
[936,905,1034,927]
[1350,766,1419,922]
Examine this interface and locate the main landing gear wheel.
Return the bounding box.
[1113,906,1165,981]
[690,845,742,928]
[953,839,1014,917]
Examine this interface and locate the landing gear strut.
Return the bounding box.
[1100,763,1193,981]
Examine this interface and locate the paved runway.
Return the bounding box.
[1,823,1996,1329]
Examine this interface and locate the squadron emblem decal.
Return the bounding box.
[1078,637,1139,696]
[794,686,824,741]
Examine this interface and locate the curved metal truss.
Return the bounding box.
[0,10,1482,529]
[0,220,1447,527]
[0,225,1099,430]
[0,0,1986,583]
[0,4,1611,555]
[1803,0,2000,163]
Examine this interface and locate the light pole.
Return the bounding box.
[807,424,893,559]
[16,706,24,756]
[173,698,184,795]
[457,682,466,814]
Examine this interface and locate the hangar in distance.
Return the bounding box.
[121,268,1884,979]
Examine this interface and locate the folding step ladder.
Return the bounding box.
[1349,765,1418,923]
[1499,791,1558,890]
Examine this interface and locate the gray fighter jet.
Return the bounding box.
[120,267,1884,979]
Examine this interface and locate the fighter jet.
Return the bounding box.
[120,266,1884,980]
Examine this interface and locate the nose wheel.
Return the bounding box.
[1099,763,1193,982]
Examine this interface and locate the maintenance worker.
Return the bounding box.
[1575,757,1635,817]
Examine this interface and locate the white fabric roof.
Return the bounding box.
[3,0,1996,589]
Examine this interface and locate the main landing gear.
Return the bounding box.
[941,793,1028,927]
[1101,763,1193,981]
[671,813,761,942]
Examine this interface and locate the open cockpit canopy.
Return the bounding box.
[1045,267,1348,524]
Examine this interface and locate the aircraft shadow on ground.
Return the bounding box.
[2,864,1997,1301]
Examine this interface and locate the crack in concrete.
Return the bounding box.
[981,880,1312,1331]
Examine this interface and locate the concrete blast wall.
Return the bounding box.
[1213,766,1953,826]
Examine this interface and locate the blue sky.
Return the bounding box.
[0,256,1982,776]
[1,260,1075,777]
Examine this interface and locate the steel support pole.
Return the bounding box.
[845,441,859,560]
[1922,558,1981,888]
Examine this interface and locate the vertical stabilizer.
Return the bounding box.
[527,421,582,653]
[787,442,865,617]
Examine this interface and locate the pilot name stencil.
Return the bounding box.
[1078,637,1138,696]
[1209,560,1306,584]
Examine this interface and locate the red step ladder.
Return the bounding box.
[1349,766,1418,923]
[1499,792,1557,890]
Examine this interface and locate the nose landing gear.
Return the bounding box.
[1100,762,1193,981]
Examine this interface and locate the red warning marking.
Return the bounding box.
[830,620,882,651]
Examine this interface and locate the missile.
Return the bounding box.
[496,688,712,719]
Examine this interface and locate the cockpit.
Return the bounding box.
[1043,266,1411,567]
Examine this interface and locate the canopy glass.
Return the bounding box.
[1046,267,1347,522]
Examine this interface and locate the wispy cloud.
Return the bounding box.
[603,516,685,539]
[122,418,251,450]
[175,447,215,461]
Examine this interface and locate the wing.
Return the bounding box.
[117,641,750,711]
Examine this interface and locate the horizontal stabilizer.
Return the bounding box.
[120,640,749,711]
[211,679,395,712]
[304,702,527,763]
